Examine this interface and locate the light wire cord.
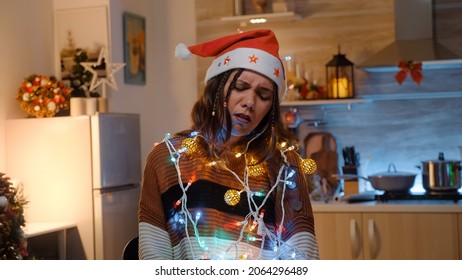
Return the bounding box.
[163,132,307,259]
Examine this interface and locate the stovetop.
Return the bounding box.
[376,191,462,202]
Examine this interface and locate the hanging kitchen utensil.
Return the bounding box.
[304,132,337,158]
[310,133,339,189]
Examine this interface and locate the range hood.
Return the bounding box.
[358,0,462,72]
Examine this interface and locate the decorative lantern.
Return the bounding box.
[325,47,355,99]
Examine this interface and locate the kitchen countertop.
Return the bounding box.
[311,199,462,213]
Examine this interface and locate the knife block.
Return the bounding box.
[343,180,359,195]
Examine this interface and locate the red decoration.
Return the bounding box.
[395,60,423,85]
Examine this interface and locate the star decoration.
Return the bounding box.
[249,54,258,63]
[274,68,280,78]
[80,46,125,97]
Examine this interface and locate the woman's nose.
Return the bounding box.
[244,100,255,110]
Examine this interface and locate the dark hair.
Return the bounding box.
[186,69,299,163]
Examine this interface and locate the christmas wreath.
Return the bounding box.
[16,74,73,118]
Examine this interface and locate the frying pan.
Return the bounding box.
[333,163,416,192]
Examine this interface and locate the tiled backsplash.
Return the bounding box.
[296,96,462,192]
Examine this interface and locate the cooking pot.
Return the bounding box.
[419,153,462,192]
[332,163,417,192]
[367,163,417,192]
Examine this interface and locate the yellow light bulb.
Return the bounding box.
[301,158,317,174]
[224,189,240,206]
[248,164,265,177]
[181,138,198,156]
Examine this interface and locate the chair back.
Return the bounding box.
[122,236,139,260]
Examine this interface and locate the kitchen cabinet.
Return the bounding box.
[313,212,364,259]
[362,213,459,259]
[459,214,462,258]
[314,211,460,260]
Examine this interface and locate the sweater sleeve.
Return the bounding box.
[138,144,174,259]
[139,222,173,259]
[272,150,319,260]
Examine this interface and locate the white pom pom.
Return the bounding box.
[175,43,192,60]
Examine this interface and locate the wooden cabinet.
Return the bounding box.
[314,212,363,260]
[314,212,460,260]
[362,213,459,259]
[459,214,462,258]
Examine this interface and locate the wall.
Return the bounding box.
[110,0,198,163]
[196,0,462,192]
[0,0,197,173]
[0,0,55,170]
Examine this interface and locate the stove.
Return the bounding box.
[376,191,462,203]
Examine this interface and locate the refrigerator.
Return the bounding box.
[5,113,141,260]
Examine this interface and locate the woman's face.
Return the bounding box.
[224,70,275,138]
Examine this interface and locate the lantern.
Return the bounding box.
[325,47,355,99]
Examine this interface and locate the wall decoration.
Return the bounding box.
[16,74,72,118]
[80,46,125,98]
[123,12,146,85]
[395,60,423,85]
[54,6,109,89]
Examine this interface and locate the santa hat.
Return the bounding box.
[175,29,286,101]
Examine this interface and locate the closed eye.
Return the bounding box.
[257,88,273,101]
[234,82,248,92]
[234,81,273,101]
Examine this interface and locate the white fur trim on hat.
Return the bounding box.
[175,43,192,60]
[205,48,285,100]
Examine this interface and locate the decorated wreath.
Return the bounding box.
[16,74,73,118]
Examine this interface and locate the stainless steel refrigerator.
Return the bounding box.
[6,113,141,260]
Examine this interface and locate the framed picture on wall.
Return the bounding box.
[123,12,146,85]
[54,6,109,82]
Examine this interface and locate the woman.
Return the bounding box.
[138,29,319,260]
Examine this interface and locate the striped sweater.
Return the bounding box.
[138,132,319,260]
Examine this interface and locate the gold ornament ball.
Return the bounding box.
[248,163,265,177]
[224,189,240,206]
[301,158,317,174]
[182,138,198,156]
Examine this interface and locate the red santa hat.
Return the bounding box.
[175,29,286,101]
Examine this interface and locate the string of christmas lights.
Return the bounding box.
[161,131,317,260]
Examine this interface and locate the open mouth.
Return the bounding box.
[234,113,251,123]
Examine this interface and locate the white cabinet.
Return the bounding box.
[314,211,460,260]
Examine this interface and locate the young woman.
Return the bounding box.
[138,29,319,260]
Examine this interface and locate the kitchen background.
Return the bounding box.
[196,0,462,193]
[1,0,462,192]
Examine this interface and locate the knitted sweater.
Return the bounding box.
[138,132,319,260]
